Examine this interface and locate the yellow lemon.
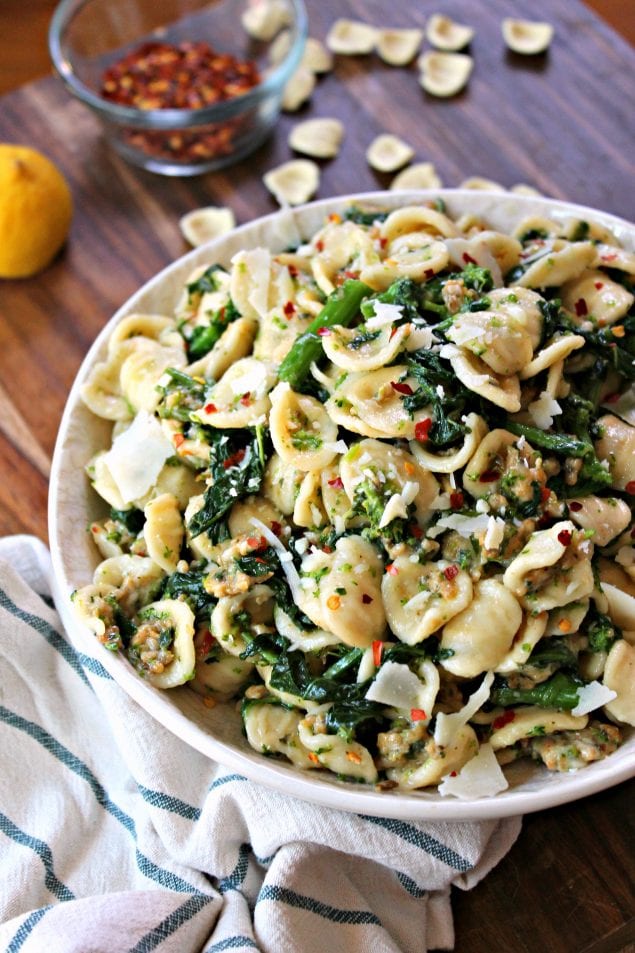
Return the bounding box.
[0,144,73,279]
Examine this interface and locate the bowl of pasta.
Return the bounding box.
[49,189,635,820]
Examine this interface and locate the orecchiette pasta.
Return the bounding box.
[74,197,634,797]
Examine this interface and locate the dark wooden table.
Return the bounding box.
[0,1,633,950]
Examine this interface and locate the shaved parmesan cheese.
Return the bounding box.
[435,512,490,538]
[250,517,303,604]
[365,661,427,710]
[103,411,173,504]
[405,326,435,351]
[378,481,419,528]
[324,440,348,454]
[475,498,490,514]
[434,671,494,747]
[484,516,506,550]
[438,743,508,799]
[365,301,404,328]
[528,391,563,429]
[571,680,617,716]
[229,361,268,396]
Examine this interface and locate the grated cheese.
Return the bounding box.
[528,391,563,429]
[438,743,509,799]
[365,301,404,328]
[103,411,174,504]
[365,660,427,710]
[250,517,303,603]
[484,516,506,550]
[434,671,495,747]
[571,680,617,716]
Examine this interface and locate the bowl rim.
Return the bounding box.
[49,188,635,821]
[48,0,309,128]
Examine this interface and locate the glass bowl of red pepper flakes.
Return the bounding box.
[49,0,307,175]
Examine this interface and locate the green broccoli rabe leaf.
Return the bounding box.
[186,263,228,298]
[402,350,471,449]
[234,547,278,578]
[187,298,241,360]
[187,426,267,538]
[156,368,206,422]
[362,277,426,324]
[586,609,620,654]
[109,507,145,534]
[160,570,215,620]
[490,671,584,710]
[342,205,390,226]
[526,639,578,670]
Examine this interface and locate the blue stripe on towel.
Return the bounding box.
[208,774,248,793]
[0,587,91,689]
[128,894,214,952]
[0,707,204,895]
[359,815,472,872]
[218,843,251,894]
[0,813,74,902]
[206,937,259,952]
[137,784,202,821]
[258,884,381,925]
[5,906,53,953]
[396,871,427,898]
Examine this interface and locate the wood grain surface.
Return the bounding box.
[0,1,634,950]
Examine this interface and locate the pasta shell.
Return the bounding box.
[288,118,344,159]
[366,134,415,173]
[560,269,634,325]
[382,556,473,644]
[268,382,339,471]
[390,162,443,191]
[360,238,449,291]
[376,28,423,66]
[418,51,473,97]
[567,495,631,548]
[602,641,635,726]
[298,719,378,782]
[81,358,134,422]
[593,243,635,276]
[444,345,522,412]
[518,333,585,380]
[511,183,543,197]
[293,469,327,528]
[440,578,523,677]
[326,18,378,55]
[321,322,410,372]
[143,493,184,573]
[503,522,595,611]
[426,14,474,51]
[120,342,186,414]
[341,364,434,438]
[179,206,236,247]
[281,67,316,111]
[192,650,253,702]
[495,611,548,674]
[109,314,182,354]
[241,0,290,40]
[263,159,320,206]
[502,18,554,55]
[187,317,258,381]
[71,583,119,640]
[446,310,533,376]
[490,709,586,750]
[263,453,304,515]
[301,36,334,73]
[409,412,488,474]
[192,357,276,429]
[211,585,274,657]
[514,241,596,288]
[244,705,316,768]
[310,220,378,295]
[594,414,635,491]
[386,724,477,789]
[228,495,284,538]
[381,205,460,242]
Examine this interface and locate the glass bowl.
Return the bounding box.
[49,0,308,176]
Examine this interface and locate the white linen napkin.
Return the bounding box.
[0,535,521,953]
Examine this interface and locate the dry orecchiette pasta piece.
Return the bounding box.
[339,364,434,439]
[409,413,488,474]
[192,358,277,429]
[501,18,554,55]
[301,36,334,72]
[321,321,411,372]
[490,709,587,752]
[418,51,473,97]
[241,0,289,40]
[339,437,439,525]
[594,414,635,491]
[187,317,258,381]
[386,724,478,789]
[326,18,378,55]
[263,159,320,206]
[179,206,236,248]
[514,241,596,288]
[288,118,344,159]
[376,28,423,65]
[442,344,522,412]
[282,67,316,111]
[143,493,184,574]
[510,183,542,196]
[390,162,443,191]
[567,495,631,548]
[269,382,340,471]
[593,243,635,276]
[131,598,196,689]
[459,176,506,192]
[299,535,386,647]
[503,522,595,612]
[192,650,253,702]
[211,584,274,657]
[439,578,523,677]
[560,269,634,325]
[366,134,415,173]
[602,640,635,725]
[245,705,318,769]
[381,557,473,644]
[426,14,474,51]
[298,718,378,782]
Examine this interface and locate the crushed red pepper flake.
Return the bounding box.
[223,448,246,469]
[385,563,399,576]
[492,710,516,730]
[410,708,427,721]
[574,298,588,317]
[372,640,382,665]
[363,593,374,606]
[204,402,217,414]
[414,418,433,442]
[594,281,604,289]
[626,481,635,495]
[462,252,477,264]
[270,520,282,536]
[444,564,459,581]
[449,491,464,510]
[557,529,572,546]
[173,433,185,447]
[283,300,296,317]
[317,326,331,336]
[391,381,414,395]
[328,476,344,489]
[568,500,582,512]
[540,486,551,503]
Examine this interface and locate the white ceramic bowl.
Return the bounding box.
[49,189,635,820]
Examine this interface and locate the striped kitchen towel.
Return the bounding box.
[0,536,521,953]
